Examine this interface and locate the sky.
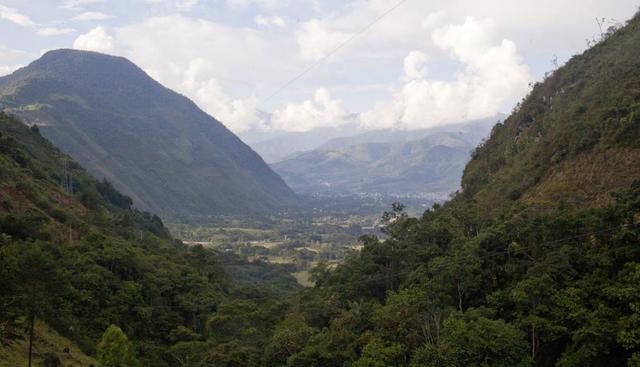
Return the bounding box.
[0,0,638,134]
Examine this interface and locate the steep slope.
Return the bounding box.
[0,111,216,363]
[0,112,296,366]
[461,16,640,214]
[0,49,296,220]
[272,119,496,196]
[0,320,96,367]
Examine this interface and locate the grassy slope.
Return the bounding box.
[0,321,96,367]
[462,14,640,215]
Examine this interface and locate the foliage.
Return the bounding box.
[3,10,640,367]
[97,325,138,367]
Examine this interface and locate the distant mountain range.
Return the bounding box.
[0,49,296,220]
[271,116,501,197]
[241,120,364,164]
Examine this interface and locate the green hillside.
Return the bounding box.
[2,10,640,367]
[0,49,297,220]
[462,15,640,215]
[0,112,295,366]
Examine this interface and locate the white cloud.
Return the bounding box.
[295,0,434,61]
[296,19,351,60]
[272,88,349,132]
[360,17,532,130]
[37,27,76,36]
[176,58,265,132]
[73,12,113,21]
[255,15,286,28]
[60,0,105,10]
[73,26,114,53]
[49,0,635,135]
[403,50,428,81]
[0,5,36,27]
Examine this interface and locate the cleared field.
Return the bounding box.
[292,270,314,288]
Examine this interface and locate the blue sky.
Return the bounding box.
[1,0,638,133]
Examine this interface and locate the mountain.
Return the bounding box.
[272,117,498,197]
[0,49,296,220]
[240,116,363,163]
[461,15,640,215]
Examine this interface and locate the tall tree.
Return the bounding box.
[14,243,68,367]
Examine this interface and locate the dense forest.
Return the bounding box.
[0,113,290,366]
[1,9,640,367]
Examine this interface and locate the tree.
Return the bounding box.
[412,309,533,367]
[263,315,315,365]
[14,244,68,367]
[353,339,406,367]
[97,325,138,367]
[169,341,208,367]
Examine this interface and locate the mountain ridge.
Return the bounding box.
[0,49,296,220]
[271,117,498,197]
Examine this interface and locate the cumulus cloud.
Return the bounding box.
[255,15,286,28]
[73,26,114,53]
[176,58,265,132]
[272,88,349,132]
[37,27,76,36]
[73,12,113,21]
[403,50,428,81]
[52,0,635,135]
[0,5,36,27]
[360,17,532,130]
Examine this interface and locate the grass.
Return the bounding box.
[0,320,96,367]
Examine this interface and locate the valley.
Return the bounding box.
[1,3,639,367]
[167,209,382,288]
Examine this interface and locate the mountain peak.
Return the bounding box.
[0,49,297,219]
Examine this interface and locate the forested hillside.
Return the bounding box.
[2,9,640,367]
[216,13,639,366]
[462,13,640,215]
[0,49,297,220]
[0,112,292,366]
